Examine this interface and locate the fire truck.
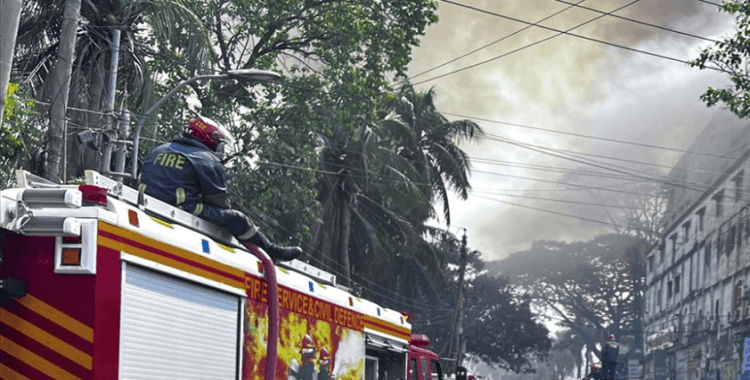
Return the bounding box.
[0,169,445,380]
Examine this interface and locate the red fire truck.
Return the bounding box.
[0,170,444,380]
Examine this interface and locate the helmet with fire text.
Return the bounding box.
[187,115,236,157]
[301,334,315,356]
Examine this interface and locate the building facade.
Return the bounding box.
[643,111,750,380]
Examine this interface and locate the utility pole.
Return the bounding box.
[449,230,468,374]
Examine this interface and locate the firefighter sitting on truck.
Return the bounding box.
[139,115,302,261]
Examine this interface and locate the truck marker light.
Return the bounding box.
[257,262,264,273]
[201,239,210,254]
[128,210,139,227]
[377,308,381,316]
[78,184,108,207]
[349,297,353,307]
[308,282,314,292]
[62,248,81,266]
[62,235,81,244]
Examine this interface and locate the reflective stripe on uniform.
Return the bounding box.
[138,183,147,194]
[175,188,186,205]
[238,226,258,241]
[192,203,204,216]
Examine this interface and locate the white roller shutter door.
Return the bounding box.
[120,264,241,380]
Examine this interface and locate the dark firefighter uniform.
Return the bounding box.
[139,135,257,239]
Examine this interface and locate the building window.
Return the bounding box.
[670,233,678,261]
[674,275,681,295]
[667,281,673,299]
[659,242,665,264]
[715,300,720,320]
[697,207,705,236]
[734,171,744,202]
[682,221,692,246]
[658,286,663,308]
[735,281,744,312]
[717,227,724,254]
[714,190,725,217]
[705,241,712,266]
[648,255,654,273]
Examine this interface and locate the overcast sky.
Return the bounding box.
[408,0,739,261]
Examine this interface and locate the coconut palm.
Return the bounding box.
[388,83,482,228]
[14,0,210,180]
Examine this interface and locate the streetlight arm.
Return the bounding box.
[130,74,228,179]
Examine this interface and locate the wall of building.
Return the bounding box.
[643,111,750,380]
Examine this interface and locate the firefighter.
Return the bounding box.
[299,334,317,380]
[601,334,619,379]
[139,115,302,261]
[317,347,332,380]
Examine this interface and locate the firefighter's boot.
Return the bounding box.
[245,230,302,262]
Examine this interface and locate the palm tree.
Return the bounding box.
[306,118,428,287]
[14,0,210,180]
[388,83,482,228]
[307,85,482,301]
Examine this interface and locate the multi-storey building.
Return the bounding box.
[644,110,750,380]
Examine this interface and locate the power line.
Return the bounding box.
[415,0,723,86]
[444,111,742,161]
[554,0,717,43]
[409,0,587,80]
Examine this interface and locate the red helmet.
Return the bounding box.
[320,347,330,360]
[187,115,234,152]
[301,334,315,355]
[608,334,616,341]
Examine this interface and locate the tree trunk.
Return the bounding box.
[0,0,23,129]
[46,0,82,181]
[337,195,352,287]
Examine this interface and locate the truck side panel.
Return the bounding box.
[244,286,365,380]
[0,231,96,380]
[93,245,121,380]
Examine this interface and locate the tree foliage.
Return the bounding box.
[494,234,647,361]
[1,82,41,187]
[689,0,750,118]
[412,248,551,374]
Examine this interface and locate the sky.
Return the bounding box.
[408,0,740,261]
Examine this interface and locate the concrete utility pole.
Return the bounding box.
[449,231,469,373]
[0,0,23,128]
[46,0,82,182]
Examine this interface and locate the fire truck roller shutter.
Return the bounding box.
[366,332,408,353]
[120,264,241,380]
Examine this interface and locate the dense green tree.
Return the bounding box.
[15,0,209,180]
[414,270,551,373]
[493,234,647,362]
[690,1,750,118]
[1,82,41,187]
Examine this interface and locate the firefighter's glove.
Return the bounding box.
[245,230,302,262]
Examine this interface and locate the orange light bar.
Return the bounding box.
[257,262,264,273]
[62,248,81,266]
[128,209,139,227]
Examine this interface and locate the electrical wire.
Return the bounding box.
[444,112,742,161]
[414,0,724,86]
[409,0,588,80]
[553,0,717,43]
